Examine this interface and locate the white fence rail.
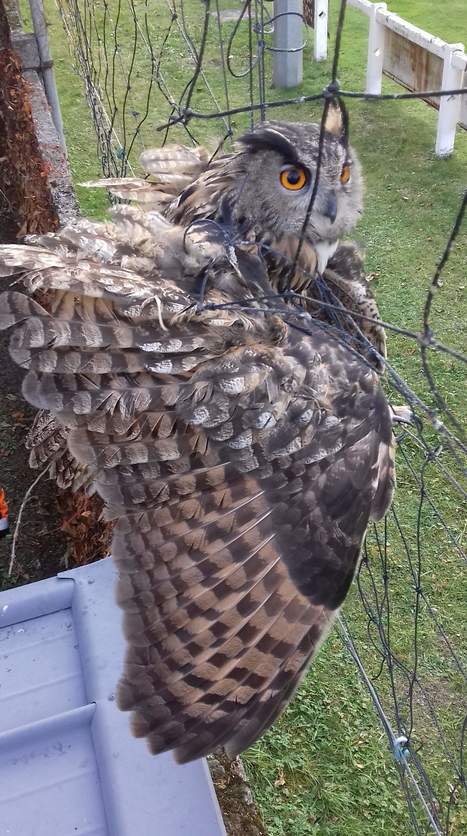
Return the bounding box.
[314,0,329,62]
[308,0,467,156]
[348,0,467,156]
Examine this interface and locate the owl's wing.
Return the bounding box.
[81,144,212,211]
[323,242,387,366]
[26,409,91,491]
[0,213,394,763]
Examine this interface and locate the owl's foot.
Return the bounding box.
[390,404,423,432]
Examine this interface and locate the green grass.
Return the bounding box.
[383,0,467,44]
[21,0,467,832]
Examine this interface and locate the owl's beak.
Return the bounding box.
[324,191,337,224]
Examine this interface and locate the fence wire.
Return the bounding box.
[53,1,466,833]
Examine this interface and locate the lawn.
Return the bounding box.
[17,0,467,833]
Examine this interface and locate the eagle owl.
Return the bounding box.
[0,107,395,763]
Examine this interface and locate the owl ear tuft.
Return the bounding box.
[324,103,344,137]
[237,128,300,164]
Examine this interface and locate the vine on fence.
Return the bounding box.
[54,1,466,832]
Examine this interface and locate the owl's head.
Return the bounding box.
[231,107,362,244]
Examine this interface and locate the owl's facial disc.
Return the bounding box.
[235,121,363,245]
[279,163,340,225]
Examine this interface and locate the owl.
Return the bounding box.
[0,107,396,763]
[85,108,386,360]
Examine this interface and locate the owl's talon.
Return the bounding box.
[390,404,422,432]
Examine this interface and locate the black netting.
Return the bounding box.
[52,2,467,831]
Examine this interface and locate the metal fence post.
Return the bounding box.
[272,0,303,89]
[28,0,67,153]
[436,43,465,156]
[313,0,328,62]
[365,2,387,94]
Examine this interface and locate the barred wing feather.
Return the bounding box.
[0,208,394,763]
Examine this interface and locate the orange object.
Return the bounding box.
[0,488,9,537]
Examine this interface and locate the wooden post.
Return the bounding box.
[313,0,328,62]
[365,2,387,94]
[272,0,303,89]
[436,44,465,156]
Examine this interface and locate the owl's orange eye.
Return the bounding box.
[340,163,351,185]
[280,166,308,191]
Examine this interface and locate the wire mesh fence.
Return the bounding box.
[45,0,467,832]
